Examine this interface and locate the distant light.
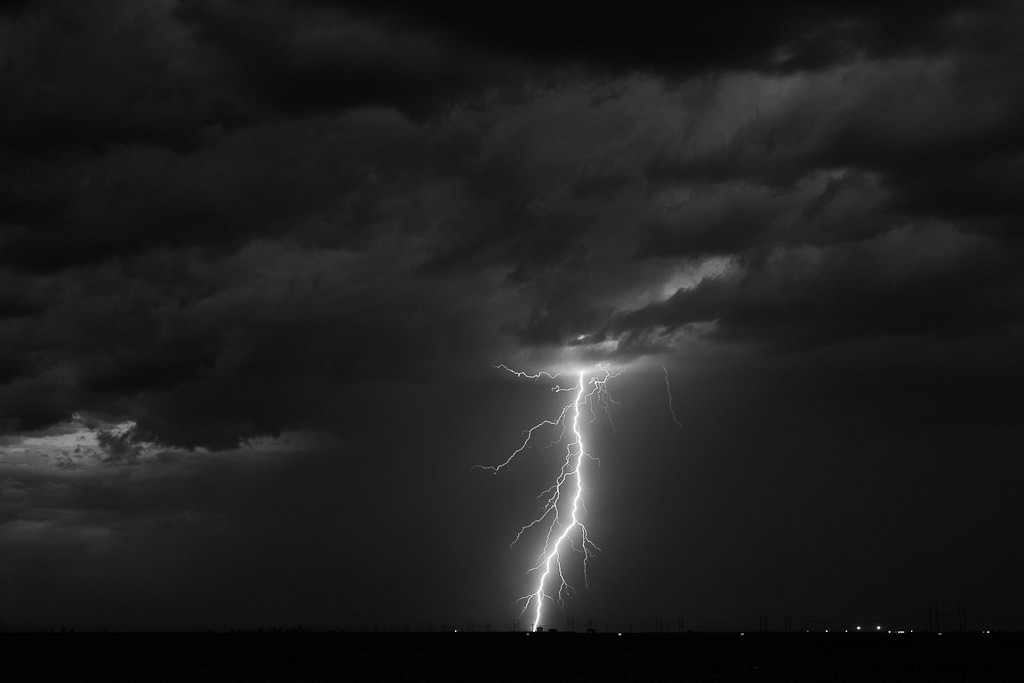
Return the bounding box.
[454,629,459,633]
[938,633,943,635]
[740,632,744,636]
[876,626,881,631]
[617,632,622,636]
[856,626,861,631]
[825,630,828,633]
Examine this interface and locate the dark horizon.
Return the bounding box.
[5,611,1022,633]
[6,631,1023,683]
[2,1,1023,634]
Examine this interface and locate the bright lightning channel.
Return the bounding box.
[479,363,620,632]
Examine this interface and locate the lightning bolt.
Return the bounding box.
[479,364,620,631]
[663,365,684,428]
[482,361,682,631]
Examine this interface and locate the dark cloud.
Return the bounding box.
[0,111,426,272]
[0,2,241,154]
[0,271,45,318]
[1,0,1023,631]
[172,0,510,117]
[338,0,1005,75]
[0,378,76,432]
[614,224,1019,350]
[95,426,143,463]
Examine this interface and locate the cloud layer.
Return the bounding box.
[2,0,1024,629]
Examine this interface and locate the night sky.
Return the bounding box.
[2,0,1024,632]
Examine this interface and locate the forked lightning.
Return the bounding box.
[479,363,620,631]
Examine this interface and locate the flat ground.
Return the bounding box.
[3,632,1022,682]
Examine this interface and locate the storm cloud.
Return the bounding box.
[2,0,1023,630]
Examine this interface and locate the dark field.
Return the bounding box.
[3,632,1022,682]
